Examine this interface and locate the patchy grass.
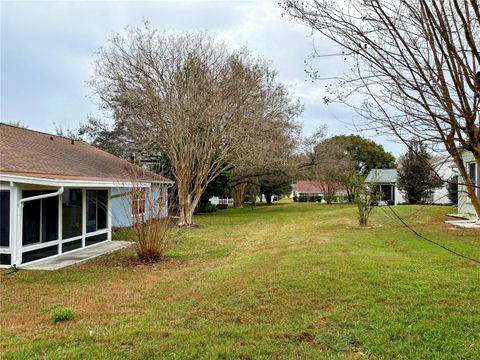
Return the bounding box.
[1,202,479,359]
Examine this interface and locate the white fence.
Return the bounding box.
[209,197,234,205]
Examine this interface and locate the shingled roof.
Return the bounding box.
[365,169,398,183]
[295,180,347,194]
[0,123,170,184]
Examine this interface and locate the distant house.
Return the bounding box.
[457,151,479,218]
[0,124,172,268]
[366,162,458,206]
[365,169,406,205]
[292,180,348,201]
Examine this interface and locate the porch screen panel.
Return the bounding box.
[22,245,58,264]
[97,190,107,230]
[62,189,82,239]
[0,191,9,247]
[23,195,41,245]
[42,195,58,242]
[86,190,108,233]
[85,232,107,246]
[87,190,97,232]
[22,191,59,245]
[0,253,11,266]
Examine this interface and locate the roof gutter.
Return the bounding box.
[0,173,167,188]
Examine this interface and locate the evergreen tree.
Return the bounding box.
[447,175,458,205]
[397,141,443,204]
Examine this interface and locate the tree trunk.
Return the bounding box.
[325,190,335,205]
[176,178,202,226]
[232,183,246,208]
[265,192,273,205]
[346,187,353,202]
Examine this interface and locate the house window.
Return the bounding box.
[22,191,58,246]
[62,189,82,239]
[86,190,108,233]
[132,189,146,215]
[0,191,9,248]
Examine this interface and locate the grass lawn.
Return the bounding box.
[1,202,479,359]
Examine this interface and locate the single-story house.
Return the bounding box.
[365,169,406,205]
[292,180,348,201]
[457,150,479,219]
[0,124,172,268]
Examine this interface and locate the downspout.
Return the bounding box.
[15,187,64,267]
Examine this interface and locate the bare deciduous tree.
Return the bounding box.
[229,114,300,208]
[91,25,300,225]
[283,0,480,216]
[303,136,356,204]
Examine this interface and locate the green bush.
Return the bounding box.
[298,195,307,202]
[196,203,218,214]
[216,204,228,210]
[316,196,323,203]
[293,196,298,202]
[51,307,74,323]
[308,195,316,202]
[386,200,395,206]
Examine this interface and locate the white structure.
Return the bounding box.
[0,124,172,268]
[208,197,233,206]
[429,158,456,204]
[457,151,479,219]
[365,169,406,205]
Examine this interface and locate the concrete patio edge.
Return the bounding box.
[21,240,133,271]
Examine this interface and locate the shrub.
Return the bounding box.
[196,203,218,213]
[386,200,395,206]
[316,196,323,203]
[298,195,308,202]
[308,195,316,202]
[134,218,174,262]
[216,204,228,210]
[351,176,380,227]
[128,180,175,262]
[51,307,74,323]
[293,196,298,202]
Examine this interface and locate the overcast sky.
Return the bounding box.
[1,0,404,155]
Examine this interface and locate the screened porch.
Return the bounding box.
[0,184,113,268]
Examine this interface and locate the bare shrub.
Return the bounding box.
[352,176,379,227]
[122,167,176,262]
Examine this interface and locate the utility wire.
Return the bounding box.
[379,205,480,265]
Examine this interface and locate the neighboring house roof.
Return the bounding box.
[0,123,170,184]
[295,180,347,194]
[365,169,398,183]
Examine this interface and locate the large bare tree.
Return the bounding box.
[229,113,300,208]
[91,25,300,225]
[283,0,480,216]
